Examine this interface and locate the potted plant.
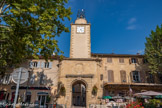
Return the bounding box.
[60,86,66,96]
[92,85,98,96]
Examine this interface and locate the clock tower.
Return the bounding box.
[70,10,91,58]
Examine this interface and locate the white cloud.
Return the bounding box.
[137,50,144,54]
[126,17,137,30]
[128,49,144,54]
[128,17,136,24]
[126,25,136,30]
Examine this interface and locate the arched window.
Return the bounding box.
[108,70,114,82]
[120,70,127,83]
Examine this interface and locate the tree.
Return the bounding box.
[145,25,162,74]
[0,0,72,75]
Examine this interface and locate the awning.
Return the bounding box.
[104,83,162,91]
[134,91,162,96]
[103,96,112,99]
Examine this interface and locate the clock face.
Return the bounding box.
[77,26,84,33]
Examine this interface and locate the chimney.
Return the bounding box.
[136,53,140,55]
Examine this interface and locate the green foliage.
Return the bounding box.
[60,86,66,96]
[92,85,98,96]
[144,99,162,108]
[46,95,51,103]
[0,0,72,75]
[145,25,162,74]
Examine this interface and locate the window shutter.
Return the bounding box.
[138,71,141,83]
[107,58,112,63]
[122,58,124,63]
[120,71,124,83]
[40,74,46,85]
[119,58,124,63]
[6,74,12,84]
[41,62,44,68]
[43,75,46,84]
[143,59,145,64]
[111,71,114,82]
[108,71,111,82]
[30,74,35,84]
[129,59,132,64]
[120,70,126,83]
[140,71,145,83]
[136,58,139,64]
[37,61,40,68]
[124,71,127,82]
[40,74,43,85]
[146,72,149,83]
[49,62,52,69]
[100,74,103,80]
[2,75,7,84]
[0,76,3,84]
[108,70,114,82]
[130,72,133,83]
[29,61,33,68]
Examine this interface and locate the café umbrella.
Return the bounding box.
[134,91,162,96]
[155,95,162,99]
[138,95,151,99]
[103,96,112,99]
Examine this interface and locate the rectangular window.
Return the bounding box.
[108,70,114,82]
[33,62,38,67]
[40,74,45,85]
[0,91,7,101]
[25,92,31,103]
[1,74,11,85]
[158,74,162,84]
[107,58,112,63]
[131,58,137,63]
[143,59,148,64]
[119,58,124,63]
[45,62,49,68]
[29,61,33,68]
[100,74,103,80]
[147,73,154,83]
[132,71,140,83]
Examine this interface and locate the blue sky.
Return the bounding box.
[56,0,162,57]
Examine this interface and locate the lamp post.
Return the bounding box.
[126,73,132,104]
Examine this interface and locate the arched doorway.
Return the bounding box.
[72,80,86,107]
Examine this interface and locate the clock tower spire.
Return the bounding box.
[70,10,91,58]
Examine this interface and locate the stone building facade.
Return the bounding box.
[0,14,162,108]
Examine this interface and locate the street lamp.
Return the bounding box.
[126,73,132,104]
